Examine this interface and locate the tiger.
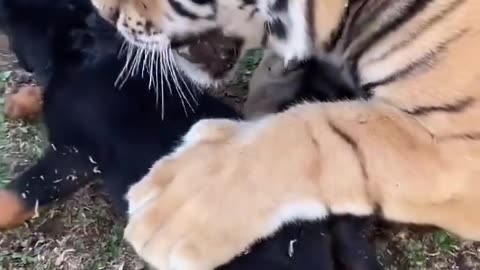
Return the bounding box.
[90,0,480,269]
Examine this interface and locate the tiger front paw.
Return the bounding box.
[124,114,303,270]
[184,119,239,143]
[125,198,251,270]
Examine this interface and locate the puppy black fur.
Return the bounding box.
[0,1,239,213]
[0,0,119,85]
[0,1,381,269]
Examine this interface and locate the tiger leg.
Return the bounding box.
[295,100,480,240]
[0,145,100,229]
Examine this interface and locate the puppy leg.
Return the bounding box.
[216,222,335,270]
[330,216,381,270]
[0,145,100,229]
[243,50,304,119]
[289,222,336,270]
[4,86,43,122]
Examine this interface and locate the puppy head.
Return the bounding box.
[1,0,120,84]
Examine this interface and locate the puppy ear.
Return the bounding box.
[69,29,94,52]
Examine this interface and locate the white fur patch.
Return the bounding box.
[168,119,218,159]
[175,0,216,18]
[126,176,161,216]
[175,120,210,155]
[183,119,215,142]
[263,0,313,63]
[216,3,266,50]
[329,203,374,216]
[270,200,328,232]
[126,159,169,215]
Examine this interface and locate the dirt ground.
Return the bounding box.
[0,34,479,270]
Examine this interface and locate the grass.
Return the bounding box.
[0,69,46,188]
[0,43,479,270]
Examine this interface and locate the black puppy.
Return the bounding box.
[0,0,239,221]
[0,0,119,85]
[0,1,381,269]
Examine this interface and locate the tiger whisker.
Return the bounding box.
[115,42,135,89]
[161,49,174,110]
[165,49,191,115]
[169,50,199,107]
[115,40,200,118]
[149,46,155,90]
[158,48,165,119]
[152,49,161,110]
[164,49,187,115]
[168,51,197,112]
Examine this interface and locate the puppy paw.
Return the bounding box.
[0,190,34,230]
[4,85,43,122]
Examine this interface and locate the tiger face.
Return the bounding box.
[90,0,269,86]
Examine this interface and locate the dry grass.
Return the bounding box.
[0,39,479,270]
